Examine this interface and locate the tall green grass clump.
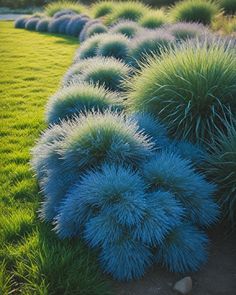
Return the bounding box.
[218,0,236,15]
[45,1,85,17]
[139,10,167,29]
[106,1,150,25]
[170,0,220,25]
[205,116,236,226]
[127,39,236,143]
[92,1,115,18]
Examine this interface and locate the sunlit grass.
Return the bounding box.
[0,21,111,295]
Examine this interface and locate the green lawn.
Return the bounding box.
[0,21,111,295]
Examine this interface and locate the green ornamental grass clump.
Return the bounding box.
[92,1,115,18]
[106,1,150,25]
[170,0,220,25]
[127,39,236,143]
[46,83,122,124]
[205,116,236,226]
[45,1,85,17]
[218,0,236,15]
[139,10,167,29]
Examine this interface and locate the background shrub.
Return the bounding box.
[127,39,236,143]
[139,10,167,29]
[109,20,142,38]
[46,83,122,124]
[169,0,220,25]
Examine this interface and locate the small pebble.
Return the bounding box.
[173,276,192,294]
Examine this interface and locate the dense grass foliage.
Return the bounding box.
[170,0,220,25]
[218,0,236,14]
[206,117,236,226]
[165,22,207,41]
[139,10,167,29]
[0,21,111,294]
[45,1,85,17]
[109,20,141,38]
[92,1,114,18]
[127,39,236,143]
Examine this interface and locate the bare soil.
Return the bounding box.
[113,224,236,295]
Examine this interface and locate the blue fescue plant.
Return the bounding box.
[65,15,89,36]
[74,33,107,61]
[109,20,142,38]
[82,23,108,41]
[165,22,208,41]
[78,56,132,92]
[96,33,130,61]
[205,115,236,226]
[48,15,72,34]
[129,112,169,149]
[57,15,72,34]
[156,223,209,272]
[127,38,236,143]
[128,30,175,68]
[36,18,51,32]
[139,10,167,29]
[170,0,220,25]
[14,16,29,29]
[62,59,90,86]
[46,83,122,124]
[25,18,40,31]
[79,19,102,42]
[142,151,219,227]
[53,9,77,19]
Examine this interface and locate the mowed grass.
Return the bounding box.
[0,21,111,295]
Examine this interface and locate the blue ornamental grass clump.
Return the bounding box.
[77,56,132,92]
[14,16,29,29]
[57,15,73,34]
[80,22,108,42]
[129,30,175,68]
[165,22,208,41]
[79,19,102,42]
[46,83,122,124]
[25,18,40,31]
[65,15,89,36]
[36,18,51,32]
[48,15,71,34]
[127,38,236,143]
[169,0,220,25]
[96,33,130,61]
[53,9,77,19]
[109,20,142,38]
[74,33,107,61]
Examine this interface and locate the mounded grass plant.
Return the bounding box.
[14,16,29,29]
[74,33,107,61]
[96,33,130,61]
[57,15,72,34]
[218,0,236,15]
[78,56,132,92]
[139,10,167,29]
[82,22,108,41]
[129,30,175,68]
[65,15,89,36]
[48,16,68,34]
[165,22,208,41]
[109,20,142,38]
[46,83,122,124]
[53,9,77,19]
[106,1,150,25]
[205,116,236,226]
[45,1,85,17]
[169,0,220,25]
[92,1,114,18]
[25,18,40,31]
[127,39,236,143]
[36,18,51,32]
